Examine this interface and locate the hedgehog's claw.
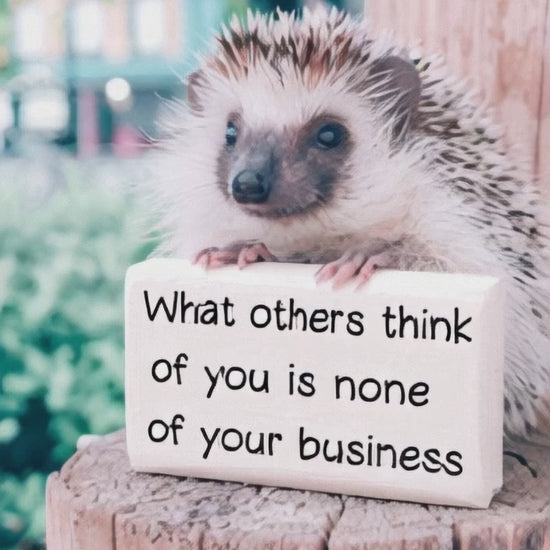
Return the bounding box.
[193,247,235,269]
[193,247,218,268]
[316,249,395,289]
[237,243,276,269]
[355,251,395,289]
[193,242,276,270]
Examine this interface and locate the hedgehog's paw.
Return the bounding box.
[355,250,396,288]
[235,242,277,269]
[316,249,396,289]
[193,242,277,270]
[193,247,232,269]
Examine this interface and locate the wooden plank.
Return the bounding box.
[537,0,550,193]
[364,0,548,185]
[45,430,550,548]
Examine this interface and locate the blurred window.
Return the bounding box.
[0,91,13,130]
[132,0,167,55]
[69,0,105,56]
[13,0,45,60]
[20,88,69,132]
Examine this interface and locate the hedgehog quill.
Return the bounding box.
[153,8,550,441]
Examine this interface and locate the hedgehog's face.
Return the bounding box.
[183,9,421,223]
[215,109,353,219]
[186,69,385,223]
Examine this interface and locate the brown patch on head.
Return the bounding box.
[210,12,372,91]
[216,112,353,219]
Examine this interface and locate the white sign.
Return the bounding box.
[125,259,504,508]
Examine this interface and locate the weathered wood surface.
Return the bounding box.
[364,0,550,189]
[46,430,550,549]
[539,4,550,198]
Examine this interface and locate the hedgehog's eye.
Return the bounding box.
[226,122,238,147]
[316,124,344,149]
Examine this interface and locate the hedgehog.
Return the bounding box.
[152,7,550,442]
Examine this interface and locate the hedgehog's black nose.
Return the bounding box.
[232,170,271,204]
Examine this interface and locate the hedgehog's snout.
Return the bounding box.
[232,169,271,204]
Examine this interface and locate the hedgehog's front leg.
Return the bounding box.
[316,246,399,289]
[193,241,277,270]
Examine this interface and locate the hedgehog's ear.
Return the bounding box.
[186,70,204,112]
[368,56,421,141]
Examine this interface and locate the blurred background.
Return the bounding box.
[2,0,549,548]
[0,0,362,548]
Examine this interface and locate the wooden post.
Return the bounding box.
[538,8,550,196]
[46,430,550,548]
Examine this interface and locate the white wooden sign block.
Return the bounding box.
[125,259,504,508]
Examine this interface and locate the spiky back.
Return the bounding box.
[415,60,545,278]
[155,7,550,439]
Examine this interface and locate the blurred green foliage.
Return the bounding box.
[0,160,156,548]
